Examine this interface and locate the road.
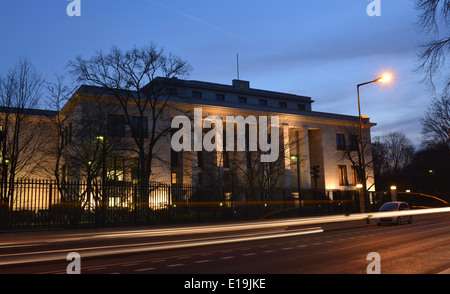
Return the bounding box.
[1,212,450,275]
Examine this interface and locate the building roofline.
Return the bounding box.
[65,78,377,126]
[0,106,58,117]
[162,78,313,103]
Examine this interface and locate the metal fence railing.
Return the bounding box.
[0,179,365,231]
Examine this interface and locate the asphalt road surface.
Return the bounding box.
[1,212,450,275]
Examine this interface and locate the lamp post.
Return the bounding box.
[96,135,106,187]
[96,134,106,223]
[429,169,436,193]
[390,185,397,202]
[2,158,9,205]
[357,74,391,213]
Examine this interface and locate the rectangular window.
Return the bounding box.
[350,135,359,151]
[198,171,203,185]
[259,99,267,106]
[130,158,140,183]
[192,91,202,98]
[171,172,178,184]
[298,104,306,111]
[238,96,247,104]
[223,152,230,169]
[338,165,348,186]
[336,133,346,151]
[171,149,178,167]
[107,157,124,181]
[108,114,126,137]
[279,101,287,108]
[216,94,225,101]
[170,129,179,167]
[197,151,203,168]
[351,166,359,186]
[167,88,177,96]
[62,163,69,182]
[131,116,148,139]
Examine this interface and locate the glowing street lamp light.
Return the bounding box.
[376,74,392,83]
[356,73,392,213]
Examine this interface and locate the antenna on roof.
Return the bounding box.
[236,53,240,80]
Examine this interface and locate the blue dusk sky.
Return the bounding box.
[0,1,447,144]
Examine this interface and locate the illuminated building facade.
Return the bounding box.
[1,78,376,196]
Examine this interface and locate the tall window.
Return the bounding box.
[197,151,203,168]
[351,166,359,186]
[108,114,126,137]
[338,165,348,186]
[349,135,359,151]
[130,158,140,183]
[131,116,148,139]
[171,172,178,184]
[336,133,346,151]
[107,157,124,181]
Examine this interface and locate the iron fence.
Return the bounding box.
[0,179,369,231]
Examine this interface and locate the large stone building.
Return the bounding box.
[1,77,376,204]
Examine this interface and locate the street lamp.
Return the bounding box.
[1,158,9,205]
[357,73,391,213]
[429,169,436,192]
[97,134,107,223]
[390,185,397,202]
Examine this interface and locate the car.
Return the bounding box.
[376,201,412,226]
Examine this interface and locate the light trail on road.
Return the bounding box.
[0,227,323,266]
[2,207,450,247]
[1,206,450,269]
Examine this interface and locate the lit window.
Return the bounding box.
[171,172,178,184]
[338,165,348,186]
[107,157,124,181]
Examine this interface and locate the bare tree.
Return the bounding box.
[421,94,450,148]
[43,73,77,185]
[0,59,46,206]
[68,44,192,204]
[415,0,450,94]
[372,133,415,187]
